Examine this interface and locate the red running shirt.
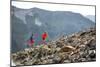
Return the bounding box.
[42,32,48,41]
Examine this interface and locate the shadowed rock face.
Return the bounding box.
[11,27,96,66]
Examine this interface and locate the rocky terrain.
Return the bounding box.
[11,27,96,66]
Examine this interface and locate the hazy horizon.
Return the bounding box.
[12,1,95,16]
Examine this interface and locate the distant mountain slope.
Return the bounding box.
[11,6,95,53]
[11,14,29,53]
[86,15,95,22]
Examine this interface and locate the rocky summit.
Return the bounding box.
[11,27,96,66]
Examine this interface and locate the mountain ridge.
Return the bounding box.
[11,6,95,53]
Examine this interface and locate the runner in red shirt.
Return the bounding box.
[41,32,48,45]
[42,32,48,41]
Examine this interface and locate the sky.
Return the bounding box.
[12,1,95,16]
[12,0,96,5]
